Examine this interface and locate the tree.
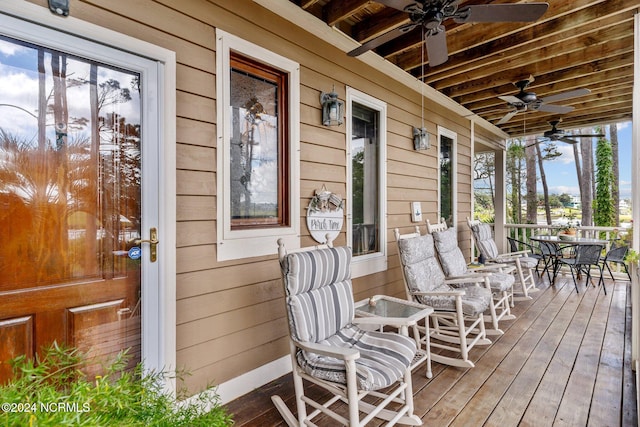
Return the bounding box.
[506,140,526,224]
[536,141,561,225]
[525,138,537,224]
[610,124,620,225]
[474,152,495,211]
[577,130,594,226]
[594,131,615,227]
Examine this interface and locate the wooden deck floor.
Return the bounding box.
[226,274,637,426]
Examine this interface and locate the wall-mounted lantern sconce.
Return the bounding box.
[320,87,344,126]
[413,127,430,150]
[49,0,69,16]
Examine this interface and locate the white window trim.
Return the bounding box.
[437,125,458,225]
[216,30,300,261]
[0,0,177,390]
[346,88,387,278]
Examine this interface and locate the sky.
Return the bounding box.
[537,121,632,199]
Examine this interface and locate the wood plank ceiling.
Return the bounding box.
[289,0,636,138]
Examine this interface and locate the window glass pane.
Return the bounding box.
[351,103,379,256]
[229,56,284,228]
[440,135,454,226]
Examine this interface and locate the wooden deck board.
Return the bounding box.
[225,275,637,427]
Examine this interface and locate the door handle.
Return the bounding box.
[135,227,159,262]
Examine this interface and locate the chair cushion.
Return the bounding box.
[397,234,491,315]
[471,223,499,260]
[296,325,417,391]
[282,246,354,343]
[433,227,468,277]
[459,286,493,317]
[397,234,450,295]
[518,256,539,269]
[482,272,514,292]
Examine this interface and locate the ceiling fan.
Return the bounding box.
[496,77,591,125]
[347,1,549,67]
[537,120,604,144]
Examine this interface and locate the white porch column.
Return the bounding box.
[494,147,507,253]
[631,12,640,371]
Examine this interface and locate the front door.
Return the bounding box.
[0,23,159,381]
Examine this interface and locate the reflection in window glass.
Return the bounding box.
[0,35,142,288]
[229,53,287,229]
[351,103,379,257]
[440,135,454,226]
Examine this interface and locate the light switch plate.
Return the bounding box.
[411,202,422,223]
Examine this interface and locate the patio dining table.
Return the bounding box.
[529,235,608,285]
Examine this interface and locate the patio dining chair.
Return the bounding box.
[430,225,516,336]
[507,236,546,277]
[556,243,605,294]
[601,242,631,282]
[272,239,422,426]
[467,217,539,299]
[394,228,492,369]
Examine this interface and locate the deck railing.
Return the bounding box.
[504,223,623,251]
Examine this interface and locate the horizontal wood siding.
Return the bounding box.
[24,0,504,396]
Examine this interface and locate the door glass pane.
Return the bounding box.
[351,103,379,256]
[0,35,142,376]
[440,135,454,226]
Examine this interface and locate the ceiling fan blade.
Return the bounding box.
[536,103,574,114]
[498,95,524,105]
[454,3,549,23]
[374,0,417,12]
[559,137,579,144]
[348,24,416,57]
[540,88,591,103]
[497,109,518,125]
[570,133,605,138]
[426,29,448,67]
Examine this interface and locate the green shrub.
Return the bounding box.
[0,343,233,426]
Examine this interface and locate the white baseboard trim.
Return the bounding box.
[218,355,292,404]
[181,355,292,410]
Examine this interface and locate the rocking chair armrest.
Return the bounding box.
[471,263,510,271]
[411,289,465,297]
[504,250,529,257]
[352,316,413,329]
[293,339,359,361]
[444,276,485,286]
[493,254,523,263]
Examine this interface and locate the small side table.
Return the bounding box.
[354,295,433,378]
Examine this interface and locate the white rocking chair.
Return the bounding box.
[426,219,516,335]
[394,228,492,369]
[466,217,539,299]
[272,238,422,426]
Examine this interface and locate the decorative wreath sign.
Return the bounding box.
[306,185,344,244]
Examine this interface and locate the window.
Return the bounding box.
[347,88,387,278]
[217,30,299,261]
[438,126,457,227]
[229,53,288,229]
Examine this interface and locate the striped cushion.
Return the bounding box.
[471,223,499,259]
[433,227,468,277]
[282,246,354,343]
[280,245,416,391]
[296,325,417,391]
